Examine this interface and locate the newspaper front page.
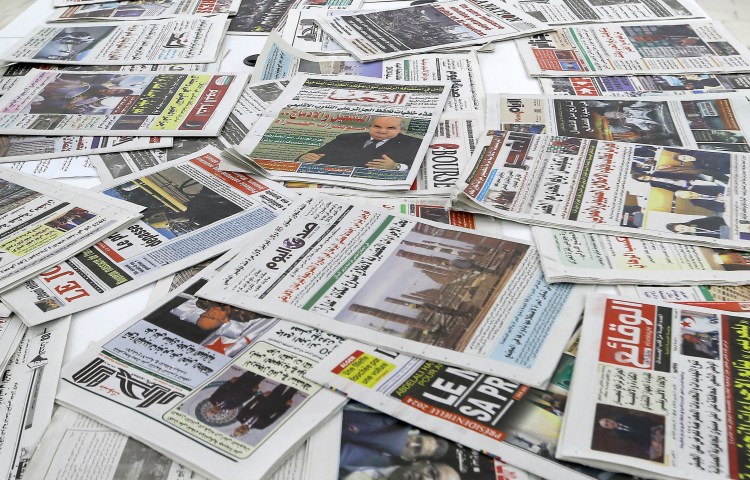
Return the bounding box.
[1,146,296,325]
[0,17,228,65]
[517,21,750,76]
[486,93,750,152]
[0,70,250,136]
[24,406,327,480]
[0,156,98,179]
[197,195,591,387]
[507,0,704,25]
[49,0,242,22]
[56,267,347,480]
[334,402,541,480]
[453,130,750,251]
[534,227,750,285]
[311,0,549,62]
[540,73,750,97]
[0,168,143,293]
[227,0,361,35]
[0,316,70,480]
[307,336,638,480]
[0,135,170,163]
[89,80,288,182]
[235,74,451,190]
[558,294,750,479]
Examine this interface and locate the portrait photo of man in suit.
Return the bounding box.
[297,116,423,170]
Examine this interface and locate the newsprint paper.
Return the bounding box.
[234,74,451,190]
[534,227,750,285]
[507,0,705,25]
[0,70,250,137]
[539,73,750,97]
[452,131,750,251]
[0,17,228,65]
[306,336,638,480]
[0,314,25,373]
[1,146,297,326]
[23,406,329,480]
[197,195,591,387]
[310,0,550,62]
[0,317,70,480]
[0,135,170,163]
[49,0,242,22]
[486,94,750,152]
[56,266,347,480]
[517,21,750,76]
[0,168,142,294]
[557,294,750,479]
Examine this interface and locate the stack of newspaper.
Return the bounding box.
[0,0,749,479]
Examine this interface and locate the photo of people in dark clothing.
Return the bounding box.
[592,404,665,462]
[678,310,721,359]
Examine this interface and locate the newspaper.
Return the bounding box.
[486,93,750,152]
[557,294,750,478]
[517,21,750,77]
[281,9,358,56]
[89,80,289,182]
[251,34,486,117]
[0,316,70,480]
[309,0,550,62]
[0,70,250,136]
[306,335,638,480]
[0,314,25,373]
[0,17,228,65]
[534,227,750,285]
[0,136,170,163]
[618,284,750,303]
[53,0,118,6]
[49,0,242,22]
[56,266,347,480]
[227,0,361,36]
[506,0,705,25]
[540,73,750,97]
[197,195,591,387]
[0,63,215,95]
[453,130,750,251]
[1,146,297,326]
[0,168,143,293]
[0,156,98,179]
[334,401,541,480]
[24,407,329,480]
[234,74,451,190]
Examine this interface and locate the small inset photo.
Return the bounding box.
[679,310,721,360]
[592,404,665,463]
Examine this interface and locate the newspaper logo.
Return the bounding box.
[266,222,317,270]
[27,330,52,370]
[570,78,598,96]
[599,298,657,370]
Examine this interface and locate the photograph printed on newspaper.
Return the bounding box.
[517,21,750,76]
[89,80,288,182]
[507,0,705,25]
[234,74,452,190]
[227,0,361,35]
[0,135,170,163]
[0,70,250,136]
[452,130,750,251]
[0,168,143,294]
[307,335,639,480]
[0,16,228,65]
[533,227,750,285]
[558,294,750,479]
[48,0,242,22]
[196,195,591,387]
[0,146,297,325]
[0,316,70,480]
[539,73,750,97]
[310,0,550,62]
[56,264,347,480]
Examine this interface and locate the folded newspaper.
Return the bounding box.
[557,294,750,479]
[1,146,296,325]
[232,74,452,190]
[0,168,143,293]
[0,156,98,179]
[1,17,229,65]
[196,195,591,387]
[517,21,750,76]
[534,227,750,285]
[309,0,549,62]
[56,265,347,480]
[226,0,362,36]
[539,73,750,97]
[452,130,750,251]
[48,0,242,22]
[0,135,170,163]
[507,0,705,25]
